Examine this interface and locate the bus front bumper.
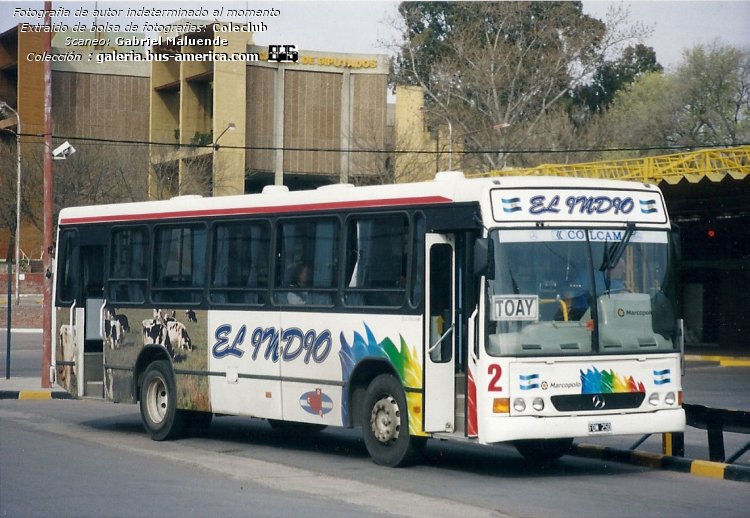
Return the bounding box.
[479,407,686,445]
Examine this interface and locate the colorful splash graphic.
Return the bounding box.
[580,366,645,394]
[339,324,424,435]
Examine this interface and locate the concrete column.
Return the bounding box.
[212,30,247,196]
[273,65,285,186]
[339,69,352,184]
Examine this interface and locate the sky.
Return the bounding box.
[2,1,749,70]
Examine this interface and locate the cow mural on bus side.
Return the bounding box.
[104,308,210,410]
[55,310,78,396]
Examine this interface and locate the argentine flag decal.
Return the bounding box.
[653,369,672,385]
[502,197,523,213]
[519,373,540,390]
[299,388,334,416]
[640,199,658,214]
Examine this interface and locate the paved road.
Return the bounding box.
[1,399,747,518]
[1,329,43,379]
[3,329,749,465]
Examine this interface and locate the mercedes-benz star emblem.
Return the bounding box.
[592,395,606,409]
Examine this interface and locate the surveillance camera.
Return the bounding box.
[53,141,76,159]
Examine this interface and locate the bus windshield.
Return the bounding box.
[485,228,677,357]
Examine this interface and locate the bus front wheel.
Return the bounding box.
[140,360,185,441]
[514,438,573,463]
[362,374,425,467]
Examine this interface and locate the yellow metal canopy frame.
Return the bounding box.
[469,145,750,184]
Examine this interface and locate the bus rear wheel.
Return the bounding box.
[362,374,425,467]
[140,360,185,441]
[514,438,573,463]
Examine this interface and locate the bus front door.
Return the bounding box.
[423,234,456,433]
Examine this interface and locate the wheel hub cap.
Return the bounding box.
[147,378,168,424]
[370,396,400,444]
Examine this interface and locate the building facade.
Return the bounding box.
[0,26,150,261]
[149,22,390,197]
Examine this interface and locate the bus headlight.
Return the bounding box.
[532,397,545,412]
[648,393,660,406]
[513,398,526,412]
[664,392,676,406]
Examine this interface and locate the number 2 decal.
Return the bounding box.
[488,364,503,391]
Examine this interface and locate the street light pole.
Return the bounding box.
[0,101,22,306]
[421,108,453,170]
[212,122,235,196]
[422,107,511,172]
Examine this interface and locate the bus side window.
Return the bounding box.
[210,221,270,305]
[344,214,408,307]
[274,218,338,306]
[108,227,149,304]
[56,229,80,305]
[81,246,105,298]
[410,214,425,307]
[152,225,207,304]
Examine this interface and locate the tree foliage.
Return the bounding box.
[389,1,650,170]
[573,43,662,113]
[610,42,750,150]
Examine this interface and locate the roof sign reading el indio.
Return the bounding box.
[489,188,668,224]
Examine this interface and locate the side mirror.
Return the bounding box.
[473,237,495,280]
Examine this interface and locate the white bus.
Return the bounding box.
[52,172,685,466]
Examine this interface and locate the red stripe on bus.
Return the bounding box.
[59,196,453,225]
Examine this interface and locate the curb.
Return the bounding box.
[0,390,77,400]
[684,354,750,367]
[572,443,750,483]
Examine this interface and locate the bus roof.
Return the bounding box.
[58,172,666,227]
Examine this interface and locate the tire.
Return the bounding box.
[268,419,328,434]
[139,360,185,441]
[362,374,425,467]
[514,438,573,463]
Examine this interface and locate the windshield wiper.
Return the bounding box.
[599,223,636,272]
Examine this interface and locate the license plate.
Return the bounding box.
[588,421,612,434]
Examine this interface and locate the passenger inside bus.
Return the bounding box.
[287,263,310,305]
[596,258,629,294]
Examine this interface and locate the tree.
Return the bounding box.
[609,42,750,150]
[573,43,663,114]
[389,1,650,171]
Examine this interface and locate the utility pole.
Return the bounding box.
[0,102,23,305]
[41,0,53,388]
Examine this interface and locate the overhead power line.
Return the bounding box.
[9,132,750,156]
